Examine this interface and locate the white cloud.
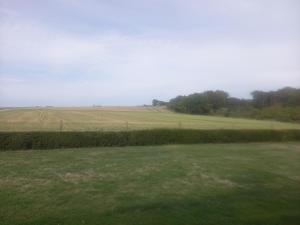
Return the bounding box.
[0,1,299,106]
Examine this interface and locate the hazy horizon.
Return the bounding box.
[0,86,298,108]
[1,0,299,106]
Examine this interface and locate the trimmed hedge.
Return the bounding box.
[0,129,300,150]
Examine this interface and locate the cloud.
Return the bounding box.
[0,0,299,106]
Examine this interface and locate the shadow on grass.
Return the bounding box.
[23,188,300,225]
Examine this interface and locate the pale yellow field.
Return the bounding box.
[0,106,299,131]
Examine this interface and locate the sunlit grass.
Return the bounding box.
[0,107,299,131]
[0,143,300,225]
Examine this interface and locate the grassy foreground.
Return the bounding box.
[1,106,300,131]
[1,143,300,225]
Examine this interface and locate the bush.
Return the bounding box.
[0,129,299,151]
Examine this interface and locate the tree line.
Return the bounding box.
[152,87,300,122]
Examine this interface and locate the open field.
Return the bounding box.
[0,143,300,225]
[1,106,300,131]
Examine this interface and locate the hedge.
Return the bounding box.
[0,129,300,150]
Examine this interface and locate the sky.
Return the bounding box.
[0,0,299,106]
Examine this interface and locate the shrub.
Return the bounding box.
[0,129,299,151]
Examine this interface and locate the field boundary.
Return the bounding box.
[1,129,300,150]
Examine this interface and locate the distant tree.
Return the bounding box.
[152,99,168,106]
[252,87,300,108]
[168,90,229,114]
[163,87,300,122]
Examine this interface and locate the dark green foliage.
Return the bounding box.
[165,87,300,122]
[1,129,300,150]
[220,106,300,122]
[251,106,300,121]
[168,90,229,114]
[152,99,168,106]
[252,87,300,108]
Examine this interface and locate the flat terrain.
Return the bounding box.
[0,106,299,131]
[1,143,300,225]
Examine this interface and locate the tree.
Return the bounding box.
[168,90,229,114]
[152,99,168,106]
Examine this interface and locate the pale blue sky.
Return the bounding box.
[0,0,299,106]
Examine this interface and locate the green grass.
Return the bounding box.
[1,143,300,225]
[0,107,300,131]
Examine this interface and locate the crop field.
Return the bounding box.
[0,143,300,225]
[1,106,300,131]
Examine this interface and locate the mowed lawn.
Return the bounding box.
[0,107,300,131]
[0,143,300,225]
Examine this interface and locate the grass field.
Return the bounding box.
[0,143,300,225]
[1,106,300,131]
